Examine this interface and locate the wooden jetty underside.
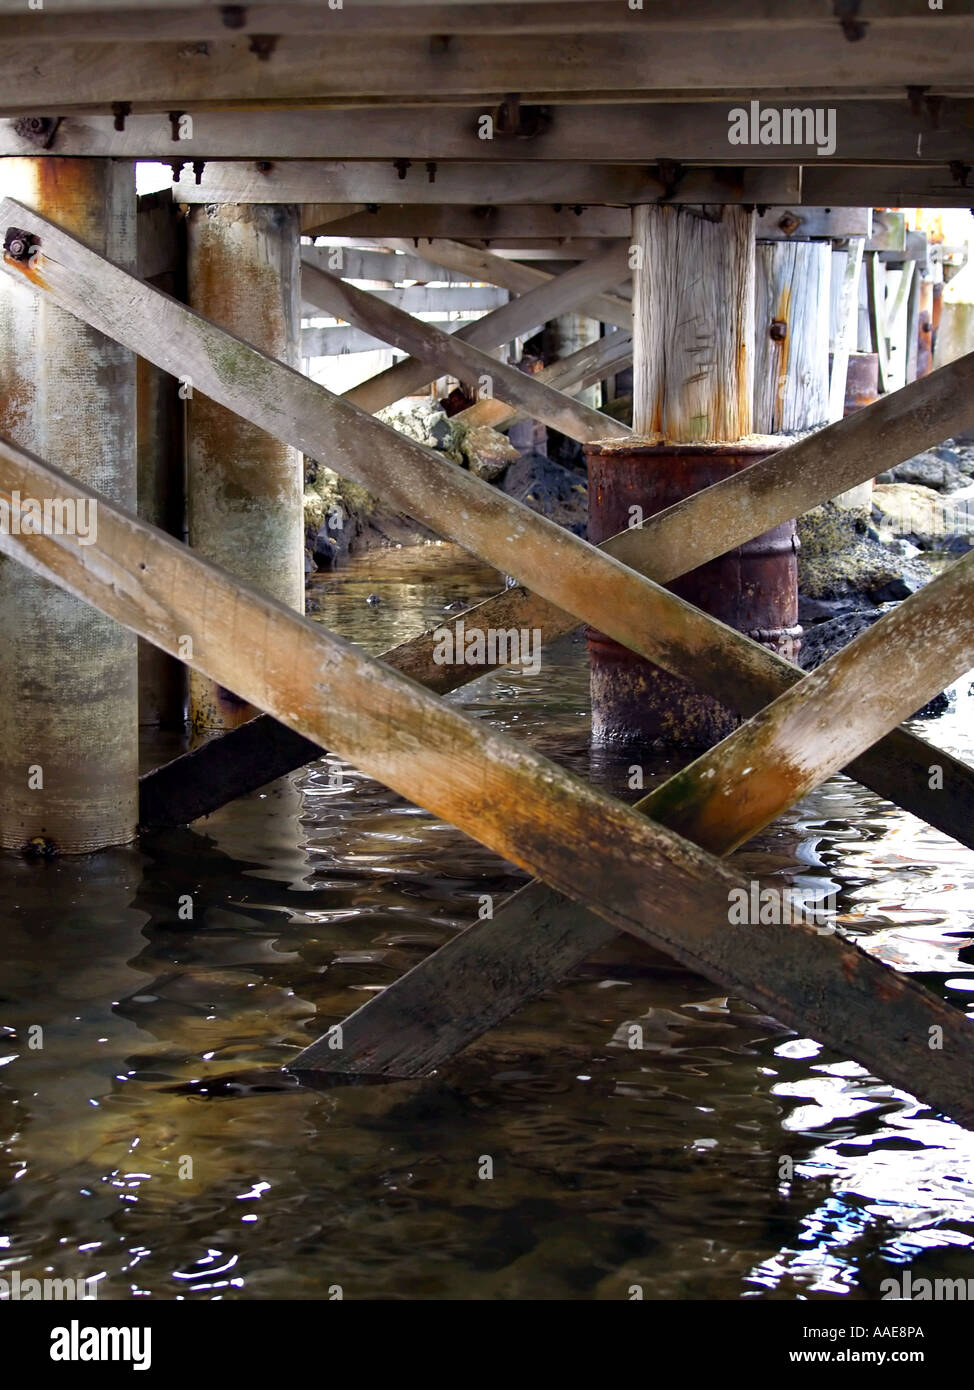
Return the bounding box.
[1,0,974,1124]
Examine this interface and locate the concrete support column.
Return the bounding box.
[186,202,303,734]
[0,158,138,854]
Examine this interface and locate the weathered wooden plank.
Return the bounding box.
[378,237,632,328]
[339,243,631,413]
[302,321,459,356]
[302,244,486,286]
[803,165,974,208]
[755,207,872,241]
[294,550,974,1085]
[0,0,967,19]
[4,434,974,1129]
[179,160,799,207]
[1,99,971,164]
[303,184,798,246]
[4,0,971,43]
[322,284,510,313]
[0,32,971,114]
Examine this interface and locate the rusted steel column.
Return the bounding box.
[185,202,303,734]
[586,441,800,747]
[137,190,186,729]
[588,204,797,749]
[0,157,138,854]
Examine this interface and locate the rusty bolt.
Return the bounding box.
[192,160,205,185]
[168,110,186,142]
[777,211,801,236]
[169,160,185,184]
[394,159,411,180]
[769,319,788,342]
[255,159,273,173]
[3,227,39,263]
[220,4,247,27]
[426,161,437,183]
[248,33,278,60]
[12,115,60,149]
[111,101,131,133]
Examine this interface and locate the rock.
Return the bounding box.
[798,609,949,719]
[871,482,974,552]
[375,399,465,459]
[500,450,588,534]
[799,525,933,602]
[798,594,877,626]
[460,424,520,482]
[875,448,971,494]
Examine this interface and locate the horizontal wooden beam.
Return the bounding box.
[180,164,800,207]
[5,431,974,1129]
[8,101,972,164]
[304,283,508,314]
[4,29,971,115]
[0,0,969,19]
[802,163,974,206]
[178,162,801,207]
[4,0,974,45]
[302,261,621,439]
[301,243,487,285]
[302,321,455,356]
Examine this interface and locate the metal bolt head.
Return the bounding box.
[769,319,788,342]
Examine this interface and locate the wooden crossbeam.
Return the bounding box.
[0,30,971,114]
[375,237,632,327]
[180,161,800,207]
[2,102,972,164]
[292,549,974,1087]
[336,243,631,414]
[3,1,971,45]
[141,351,974,862]
[3,435,974,1130]
[302,261,625,440]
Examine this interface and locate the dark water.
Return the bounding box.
[1,542,973,1300]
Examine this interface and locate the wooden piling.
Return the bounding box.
[591,204,768,746]
[0,158,137,854]
[186,202,303,734]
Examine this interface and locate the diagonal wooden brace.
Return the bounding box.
[292,549,974,1085]
[336,240,632,414]
[2,433,974,1131]
[301,260,625,442]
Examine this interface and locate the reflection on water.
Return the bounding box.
[1,542,972,1300]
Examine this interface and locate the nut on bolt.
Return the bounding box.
[3,226,39,263]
